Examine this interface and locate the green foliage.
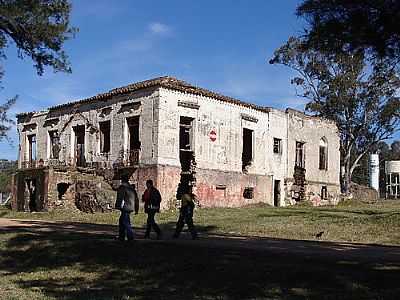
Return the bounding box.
[0,0,77,140]
[0,96,15,142]
[0,163,16,192]
[270,37,400,193]
[0,0,77,75]
[297,0,400,64]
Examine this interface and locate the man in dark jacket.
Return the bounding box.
[115,175,139,241]
[142,179,162,239]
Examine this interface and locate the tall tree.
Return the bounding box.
[0,0,77,141]
[270,37,400,194]
[297,0,400,65]
[391,140,400,156]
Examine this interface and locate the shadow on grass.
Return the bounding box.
[257,206,400,220]
[1,221,400,299]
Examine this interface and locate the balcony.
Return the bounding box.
[113,149,140,168]
[20,160,41,169]
[20,159,66,169]
[19,149,140,170]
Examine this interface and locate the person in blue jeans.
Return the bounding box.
[115,175,139,241]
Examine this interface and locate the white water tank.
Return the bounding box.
[369,154,380,193]
[385,161,400,174]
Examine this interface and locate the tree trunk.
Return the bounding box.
[341,149,370,196]
[343,167,352,195]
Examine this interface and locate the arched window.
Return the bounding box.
[319,138,328,170]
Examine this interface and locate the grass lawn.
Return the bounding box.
[1,200,400,299]
[1,199,400,245]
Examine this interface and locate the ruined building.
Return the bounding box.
[12,76,340,212]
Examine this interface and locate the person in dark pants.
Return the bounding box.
[115,175,139,242]
[142,179,162,239]
[173,185,197,240]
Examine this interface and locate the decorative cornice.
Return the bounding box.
[178,100,200,110]
[241,113,258,123]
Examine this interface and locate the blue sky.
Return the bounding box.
[1,0,396,160]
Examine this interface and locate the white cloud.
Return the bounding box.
[272,97,308,110]
[148,22,171,35]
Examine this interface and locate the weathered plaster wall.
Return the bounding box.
[158,88,270,174]
[17,88,160,167]
[286,109,341,203]
[265,109,288,206]
[157,88,274,205]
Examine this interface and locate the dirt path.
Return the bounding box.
[1,217,400,264]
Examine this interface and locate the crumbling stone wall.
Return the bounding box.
[46,168,116,212]
[11,168,48,211]
[157,89,340,207]
[286,109,341,205]
[17,88,160,169]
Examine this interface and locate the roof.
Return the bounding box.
[17,76,272,118]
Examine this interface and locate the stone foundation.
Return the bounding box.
[155,164,273,208]
[12,164,340,212]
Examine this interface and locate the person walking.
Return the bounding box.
[173,184,198,240]
[142,179,162,239]
[115,175,139,242]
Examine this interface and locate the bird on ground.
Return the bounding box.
[315,231,324,238]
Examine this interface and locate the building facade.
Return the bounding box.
[12,77,341,211]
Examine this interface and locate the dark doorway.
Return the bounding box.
[99,121,111,154]
[127,117,140,151]
[274,180,281,207]
[295,141,305,168]
[74,125,85,167]
[49,130,60,159]
[26,179,37,212]
[242,128,253,172]
[177,116,196,199]
[126,116,140,165]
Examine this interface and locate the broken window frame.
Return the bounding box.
[179,116,194,151]
[124,116,140,166]
[48,130,60,160]
[126,116,141,151]
[27,134,37,163]
[243,187,254,199]
[295,141,305,168]
[321,186,328,200]
[99,120,111,155]
[319,138,328,170]
[273,138,282,154]
[73,125,86,167]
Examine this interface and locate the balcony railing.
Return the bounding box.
[113,149,140,168]
[20,159,66,169]
[21,160,40,169]
[19,149,140,170]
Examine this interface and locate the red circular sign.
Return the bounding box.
[209,129,217,142]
